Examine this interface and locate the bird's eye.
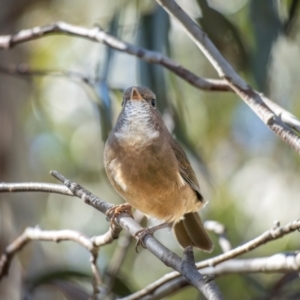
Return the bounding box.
[151,99,156,107]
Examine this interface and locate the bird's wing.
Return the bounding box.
[170,138,203,201]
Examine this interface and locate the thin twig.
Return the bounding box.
[0,64,98,86]
[201,252,300,275]
[0,182,73,195]
[204,221,231,252]
[0,226,120,281]
[105,211,145,296]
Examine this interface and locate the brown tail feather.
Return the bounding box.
[173,212,213,252]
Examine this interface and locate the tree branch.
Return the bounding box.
[1,23,300,134]
[0,64,98,86]
[0,174,223,300]
[204,221,231,253]
[155,0,300,153]
[0,226,123,285]
[202,252,300,275]
[104,211,145,296]
[123,219,300,299]
[0,22,228,92]
[0,182,73,195]
[123,252,300,300]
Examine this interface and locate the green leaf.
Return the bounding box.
[196,0,249,71]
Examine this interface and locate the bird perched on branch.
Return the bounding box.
[104,86,213,252]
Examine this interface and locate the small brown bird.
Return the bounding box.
[104,86,213,252]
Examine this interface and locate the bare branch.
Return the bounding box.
[125,252,300,300]
[0,22,228,92]
[0,174,222,299]
[0,180,122,287]
[1,24,300,134]
[155,0,300,154]
[0,182,73,195]
[202,253,300,275]
[104,211,145,296]
[204,221,232,253]
[198,220,300,268]
[0,64,98,86]
[261,95,300,132]
[124,219,300,299]
[0,226,120,282]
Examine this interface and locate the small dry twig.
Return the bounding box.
[0,226,123,286]
[104,211,145,296]
[204,221,232,253]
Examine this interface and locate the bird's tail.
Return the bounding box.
[173,212,213,252]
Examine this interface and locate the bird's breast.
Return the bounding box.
[113,101,160,147]
[106,144,201,223]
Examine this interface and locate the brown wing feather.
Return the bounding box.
[168,137,203,201]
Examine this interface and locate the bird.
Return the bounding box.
[104,86,213,252]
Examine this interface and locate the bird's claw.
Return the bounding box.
[134,227,154,252]
[106,203,133,226]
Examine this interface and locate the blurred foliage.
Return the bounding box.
[1,0,300,299]
[196,0,249,72]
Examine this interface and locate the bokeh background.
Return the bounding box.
[1,0,300,299]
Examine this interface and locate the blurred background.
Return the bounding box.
[1,0,300,299]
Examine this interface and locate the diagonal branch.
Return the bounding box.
[155,0,300,154]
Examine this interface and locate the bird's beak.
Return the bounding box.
[130,87,143,101]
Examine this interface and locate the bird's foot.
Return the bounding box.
[106,203,133,226]
[134,222,172,252]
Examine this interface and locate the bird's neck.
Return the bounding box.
[113,100,159,146]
